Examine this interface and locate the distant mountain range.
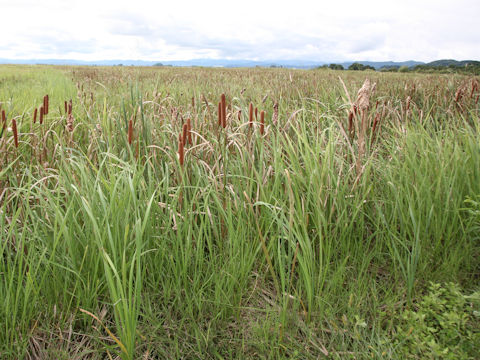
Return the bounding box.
[0,58,478,69]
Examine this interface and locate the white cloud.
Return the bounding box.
[0,0,479,61]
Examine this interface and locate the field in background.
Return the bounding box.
[0,65,479,359]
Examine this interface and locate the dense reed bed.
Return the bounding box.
[0,65,479,359]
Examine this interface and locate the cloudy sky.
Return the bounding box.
[1,0,479,62]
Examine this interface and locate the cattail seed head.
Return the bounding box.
[12,119,18,148]
[45,94,49,115]
[33,108,38,123]
[40,106,44,124]
[178,136,184,166]
[128,119,133,145]
[221,93,226,128]
[182,123,188,145]
[248,103,253,128]
[64,101,68,114]
[2,110,6,129]
[255,107,258,120]
[260,110,265,135]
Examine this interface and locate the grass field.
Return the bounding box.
[1,65,479,359]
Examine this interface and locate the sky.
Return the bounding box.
[1,0,479,63]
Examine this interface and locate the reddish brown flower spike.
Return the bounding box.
[182,123,188,145]
[260,110,265,135]
[45,95,49,115]
[128,119,133,145]
[221,93,226,128]
[2,110,6,129]
[39,106,44,124]
[178,137,184,166]
[64,101,68,114]
[248,103,253,128]
[33,108,38,123]
[12,119,18,148]
[255,107,258,120]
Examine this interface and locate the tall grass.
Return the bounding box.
[0,65,478,358]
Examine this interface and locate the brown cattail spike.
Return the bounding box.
[248,103,253,128]
[255,107,258,120]
[178,136,184,166]
[260,110,265,135]
[64,101,68,114]
[2,110,6,129]
[186,118,192,145]
[45,94,49,115]
[39,106,44,124]
[128,119,133,145]
[12,119,18,148]
[182,123,188,145]
[33,108,38,123]
[220,93,226,128]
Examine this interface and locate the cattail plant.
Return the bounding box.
[12,119,18,148]
[249,103,253,129]
[182,123,188,145]
[260,110,265,135]
[220,93,226,128]
[371,113,380,144]
[128,119,133,145]
[43,95,49,115]
[255,107,258,120]
[64,101,68,114]
[178,134,184,167]
[2,110,6,130]
[33,108,38,123]
[39,106,44,124]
